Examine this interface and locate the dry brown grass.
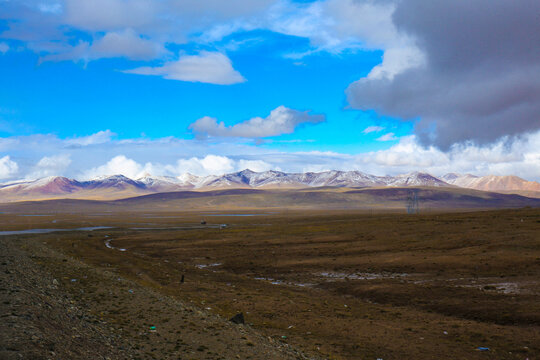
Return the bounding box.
[2,207,539,359]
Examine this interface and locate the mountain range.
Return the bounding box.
[1,170,539,202]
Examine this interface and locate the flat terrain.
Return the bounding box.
[1,205,539,359]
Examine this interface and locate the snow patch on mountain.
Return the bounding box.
[3,169,538,202]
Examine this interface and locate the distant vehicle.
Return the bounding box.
[220,224,228,229]
[200,220,206,225]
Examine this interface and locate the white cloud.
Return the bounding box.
[346,1,540,149]
[0,43,9,54]
[0,156,18,179]
[63,0,273,33]
[26,154,72,179]
[2,129,540,183]
[66,130,116,146]
[176,155,236,176]
[362,125,384,134]
[324,0,400,49]
[366,46,425,80]
[269,0,418,57]
[64,0,158,32]
[365,136,448,169]
[292,0,425,79]
[376,132,398,142]
[6,0,419,64]
[5,0,424,80]
[41,30,169,62]
[355,132,540,181]
[90,29,169,60]
[124,51,245,85]
[80,154,273,179]
[37,154,71,168]
[237,159,274,172]
[190,105,325,138]
[81,155,149,180]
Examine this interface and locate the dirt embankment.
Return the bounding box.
[0,236,318,359]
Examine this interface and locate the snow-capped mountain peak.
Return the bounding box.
[1,169,539,202]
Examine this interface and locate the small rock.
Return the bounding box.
[229,313,244,324]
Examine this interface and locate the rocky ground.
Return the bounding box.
[0,235,318,359]
[1,208,539,359]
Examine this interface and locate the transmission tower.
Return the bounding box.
[406,189,419,214]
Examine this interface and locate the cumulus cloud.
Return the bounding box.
[355,132,540,181]
[2,0,274,65]
[26,154,72,179]
[190,106,325,138]
[365,46,424,80]
[237,159,274,172]
[324,0,425,77]
[176,156,272,176]
[63,0,273,32]
[347,0,540,149]
[79,154,274,179]
[37,154,71,168]
[124,52,245,85]
[40,29,170,62]
[64,0,158,32]
[2,0,416,65]
[2,129,540,182]
[270,0,421,66]
[91,29,169,60]
[0,156,18,179]
[81,155,149,180]
[176,155,236,176]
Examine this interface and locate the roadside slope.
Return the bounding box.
[0,235,318,359]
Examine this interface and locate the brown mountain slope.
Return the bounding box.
[445,174,540,193]
[1,187,539,214]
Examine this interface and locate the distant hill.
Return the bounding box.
[1,187,539,213]
[1,170,539,203]
[442,173,540,196]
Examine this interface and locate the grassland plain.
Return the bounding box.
[1,204,539,359]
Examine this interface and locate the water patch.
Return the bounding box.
[254,277,284,285]
[129,225,224,230]
[486,282,521,294]
[104,239,127,252]
[76,226,112,231]
[254,277,315,288]
[454,281,530,295]
[141,215,185,218]
[0,226,113,236]
[195,263,222,269]
[319,272,408,281]
[201,214,270,217]
[17,214,53,217]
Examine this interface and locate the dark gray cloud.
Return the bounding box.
[347,0,540,149]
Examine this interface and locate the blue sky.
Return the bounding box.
[0,28,406,152]
[0,0,539,181]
